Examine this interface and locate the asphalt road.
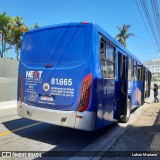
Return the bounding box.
[0,95,159,160]
[0,105,119,159]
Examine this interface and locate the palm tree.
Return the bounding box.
[115,24,135,47]
[11,16,29,60]
[34,22,39,29]
[0,12,12,58]
[0,12,39,60]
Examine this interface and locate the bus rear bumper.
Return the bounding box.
[17,101,76,129]
[17,101,96,131]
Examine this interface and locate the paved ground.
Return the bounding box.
[100,96,160,160]
[0,100,17,118]
[0,100,17,108]
[0,95,159,160]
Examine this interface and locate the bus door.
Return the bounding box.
[145,69,149,98]
[137,64,143,106]
[114,52,128,120]
[141,66,145,103]
[147,71,152,97]
[144,69,151,98]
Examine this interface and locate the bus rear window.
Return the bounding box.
[21,27,87,64]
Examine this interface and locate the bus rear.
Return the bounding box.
[17,22,95,131]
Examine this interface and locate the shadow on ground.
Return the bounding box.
[2,117,117,158]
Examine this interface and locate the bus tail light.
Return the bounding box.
[18,73,23,102]
[78,74,92,112]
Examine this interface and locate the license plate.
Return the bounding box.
[40,96,54,101]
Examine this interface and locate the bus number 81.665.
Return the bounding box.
[51,78,72,86]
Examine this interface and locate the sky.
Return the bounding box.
[0,0,159,62]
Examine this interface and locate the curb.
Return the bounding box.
[0,100,17,109]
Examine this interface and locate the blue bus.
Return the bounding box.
[17,22,151,131]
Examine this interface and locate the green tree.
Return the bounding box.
[115,24,135,47]
[152,76,158,82]
[0,12,40,60]
[0,12,12,58]
[34,22,39,29]
[10,16,29,60]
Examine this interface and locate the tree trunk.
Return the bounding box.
[16,48,19,61]
[1,34,4,58]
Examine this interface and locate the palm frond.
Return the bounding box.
[115,24,134,47]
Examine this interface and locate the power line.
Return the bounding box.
[135,0,158,53]
[140,0,160,51]
[151,0,160,34]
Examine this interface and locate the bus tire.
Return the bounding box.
[120,98,131,123]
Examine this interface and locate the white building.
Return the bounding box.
[144,59,160,73]
[144,59,160,80]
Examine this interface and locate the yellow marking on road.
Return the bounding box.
[0,122,42,137]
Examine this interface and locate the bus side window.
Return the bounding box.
[145,70,148,82]
[100,40,107,78]
[128,57,132,80]
[134,61,137,81]
[132,60,137,81]
[131,59,134,80]
[106,43,115,78]
[137,64,142,81]
[100,39,115,79]
[100,40,106,58]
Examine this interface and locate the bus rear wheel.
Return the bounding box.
[120,98,131,123]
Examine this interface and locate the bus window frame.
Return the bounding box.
[132,60,137,81]
[137,63,142,81]
[128,56,132,81]
[99,36,116,80]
